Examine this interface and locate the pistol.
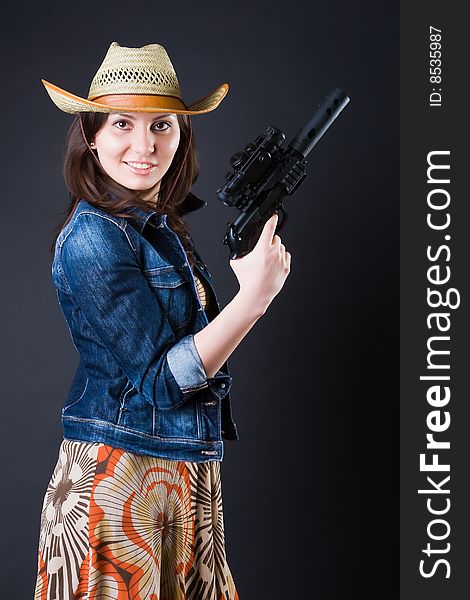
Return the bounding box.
[217,88,351,259]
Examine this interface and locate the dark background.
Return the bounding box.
[1,1,398,598]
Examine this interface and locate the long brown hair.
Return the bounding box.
[50,111,200,270]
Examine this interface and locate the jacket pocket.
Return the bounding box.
[143,265,194,331]
[155,397,201,440]
[116,380,154,436]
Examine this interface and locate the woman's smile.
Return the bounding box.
[124,161,158,175]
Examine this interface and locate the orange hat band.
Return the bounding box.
[90,94,188,111]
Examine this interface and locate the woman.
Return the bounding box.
[35,41,291,599]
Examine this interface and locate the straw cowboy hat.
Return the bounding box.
[41,41,229,115]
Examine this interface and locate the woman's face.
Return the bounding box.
[92,112,181,193]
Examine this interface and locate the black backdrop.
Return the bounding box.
[1,1,398,598]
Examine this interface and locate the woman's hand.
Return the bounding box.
[193,213,291,377]
[229,213,291,314]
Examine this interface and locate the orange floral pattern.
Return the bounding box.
[34,439,239,599]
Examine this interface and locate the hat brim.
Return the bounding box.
[41,79,229,115]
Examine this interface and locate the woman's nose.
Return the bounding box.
[131,128,155,155]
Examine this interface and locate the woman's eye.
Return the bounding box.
[114,120,129,129]
[153,121,170,131]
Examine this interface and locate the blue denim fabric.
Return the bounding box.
[51,196,239,462]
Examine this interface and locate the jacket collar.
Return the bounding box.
[126,192,207,233]
[179,192,208,215]
[77,193,208,234]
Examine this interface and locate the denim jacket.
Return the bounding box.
[51,194,239,463]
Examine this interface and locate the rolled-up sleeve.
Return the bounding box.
[166,334,206,389]
[58,212,231,410]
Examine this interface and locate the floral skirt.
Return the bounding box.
[34,438,239,599]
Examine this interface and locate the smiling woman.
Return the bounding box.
[35,39,290,599]
[92,112,181,195]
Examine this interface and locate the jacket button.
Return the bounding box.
[221,383,226,388]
